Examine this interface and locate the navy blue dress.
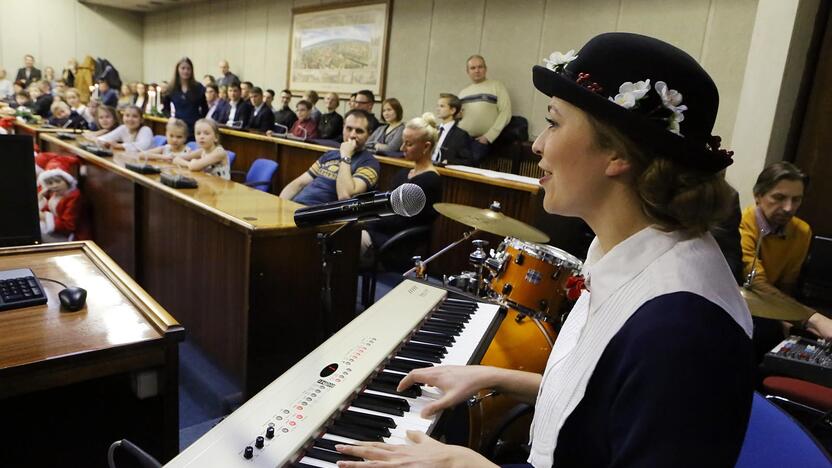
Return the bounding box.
[164,82,208,137]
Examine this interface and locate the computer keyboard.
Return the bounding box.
[0,268,48,312]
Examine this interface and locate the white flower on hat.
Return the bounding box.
[543,49,578,72]
[655,81,687,135]
[610,79,651,109]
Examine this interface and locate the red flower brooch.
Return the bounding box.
[566,275,587,301]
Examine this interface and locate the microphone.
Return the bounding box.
[294,183,426,228]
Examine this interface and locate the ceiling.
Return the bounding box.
[79,0,207,13]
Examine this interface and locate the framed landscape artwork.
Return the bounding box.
[288,1,391,99]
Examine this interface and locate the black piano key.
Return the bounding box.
[439,301,477,311]
[314,438,353,452]
[351,398,404,417]
[357,392,411,412]
[306,447,364,463]
[367,380,422,398]
[397,349,443,363]
[334,419,391,438]
[403,341,447,355]
[443,297,478,307]
[435,307,474,317]
[374,371,407,385]
[426,317,464,330]
[419,324,460,336]
[328,423,385,441]
[342,409,396,428]
[430,311,469,323]
[412,331,454,345]
[340,410,397,430]
[387,358,434,373]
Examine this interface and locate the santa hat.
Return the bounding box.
[37,156,78,189]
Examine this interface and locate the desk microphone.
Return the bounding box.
[294,183,425,227]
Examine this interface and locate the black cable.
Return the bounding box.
[107,439,161,468]
[38,277,68,289]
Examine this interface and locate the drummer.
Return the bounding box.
[336,33,754,467]
[741,162,831,356]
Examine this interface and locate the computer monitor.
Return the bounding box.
[0,135,41,247]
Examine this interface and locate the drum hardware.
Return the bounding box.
[469,240,490,296]
[404,228,482,278]
[467,390,499,407]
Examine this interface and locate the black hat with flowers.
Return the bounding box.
[533,32,733,173]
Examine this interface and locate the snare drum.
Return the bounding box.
[487,238,582,321]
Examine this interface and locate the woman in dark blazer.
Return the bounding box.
[163,57,208,137]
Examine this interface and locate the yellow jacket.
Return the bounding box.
[740,205,811,295]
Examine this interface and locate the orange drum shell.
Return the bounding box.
[489,244,573,319]
[468,309,557,451]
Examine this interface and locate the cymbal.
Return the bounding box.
[434,202,550,243]
[740,287,812,321]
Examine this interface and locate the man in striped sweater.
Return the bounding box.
[457,55,512,165]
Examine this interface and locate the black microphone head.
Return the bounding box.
[390,183,425,217]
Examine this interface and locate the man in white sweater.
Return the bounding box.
[457,55,512,165]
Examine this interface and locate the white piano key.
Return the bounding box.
[299,457,338,468]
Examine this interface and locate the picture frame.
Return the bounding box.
[288,1,391,100]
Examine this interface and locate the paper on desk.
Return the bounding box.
[445,165,540,186]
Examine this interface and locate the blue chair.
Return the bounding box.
[186,141,199,151]
[231,159,278,192]
[151,135,167,148]
[735,393,831,467]
[227,151,236,168]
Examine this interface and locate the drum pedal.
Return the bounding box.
[514,253,525,265]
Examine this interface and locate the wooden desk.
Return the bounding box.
[39,134,360,397]
[0,241,183,465]
[144,116,560,273]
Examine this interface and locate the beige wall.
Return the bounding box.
[142,0,758,142]
[0,1,144,84]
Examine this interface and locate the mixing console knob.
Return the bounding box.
[244,446,254,459]
[266,426,275,439]
[255,436,265,449]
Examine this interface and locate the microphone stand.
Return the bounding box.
[743,226,768,289]
[317,220,355,340]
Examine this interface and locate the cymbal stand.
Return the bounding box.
[403,228,481,279]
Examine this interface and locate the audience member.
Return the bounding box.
[218,81,252,128]
[303,90,321,122]
[288,100,318,140]
[64,88,92,126]
[97,105,153,152]
[458,54,512,163]
[218,85,228,101]
[118,83,134,108]
[29,80,54,117]
[205,84,229,122]
[202,74,216,87]
[274,89,297,130]
[44,67,58,89]
[53,79,67,98]
[353,90,379,132]
[317,92,343,140]
[97,78,119,107]
[264,89,275,109]
[16,54,42,87]
[433,93,474,165]
[139,118,189,160]
[366,98,404,153]
[348,93,357,110]
[247,86,275,132]
[217,60,240,87]
[164,57,208,136]
[37,156,88,242]
[83,104,119,138]
[13,90,32,109]
[361,112,443,264]
[280,109,379,205]
[241,81,253,100]
[133,82,149,112]
[173,118,230,179]
[0,69,12,99]
[47,100,86,129]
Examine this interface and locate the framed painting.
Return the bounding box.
[288,1,391,99]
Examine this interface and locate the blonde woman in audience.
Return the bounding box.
[173,118,229,179]
[134,82,149,112]
[138,118,189,161]
[366,97,404,153]
[118,83,134,108]
[97,105,153,151]
[43,66,58,89]
[219,85,228,101]
[82,104,119,138]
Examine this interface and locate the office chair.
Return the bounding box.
[230,158,278,192]
[151,135,166,148]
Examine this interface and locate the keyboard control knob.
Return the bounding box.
[266,426,275,439]
[243,446,254,459]
[255,436,265,449]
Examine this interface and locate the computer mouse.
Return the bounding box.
[58,287,87,312]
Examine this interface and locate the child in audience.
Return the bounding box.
[288,100,318,139]
[37,156,89,242]
[47,101,87,129]
[134,82,149,112]
[14,90,32,109]
[65,88,91,126]
[139,118,189,160]
[173,118,229,179]
[97,105,153,151]
[82,104,119,138]
[219,85,228,101]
